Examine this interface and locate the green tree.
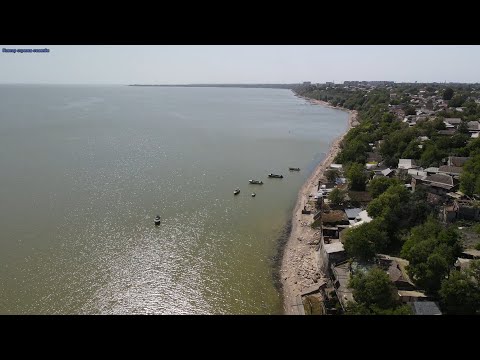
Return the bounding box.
[449,95,466,108]
[325,169,340,183]
[401,218,461,293]
[458,121,469,134]
[367,184,410,219]
[328,188,346,207]
[346,301,412,315]
[349,267,398,310]
[346,162,367,191]
[460,154,480,196]
[432,117,446,130]
[425,99,434,110]
[372,304,413,315]
[466,138,480,157]
[343,220,389,261]
[345,302,372,315]
[366,177,402,199]
[439,268,480,314]
[382,112,395,123]
[469,260,480,283]
[419,143,446,168]
[401,140,422,160]
[460,171,476,196]
[443,87,454,100]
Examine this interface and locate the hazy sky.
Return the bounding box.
[1,45,480,84]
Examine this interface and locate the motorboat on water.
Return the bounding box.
[268,173,283,178]
[154,215,161,226]
[251,193,256,197]
[249,179,263,184]
[234,188,240,195]
[289,167,300,171]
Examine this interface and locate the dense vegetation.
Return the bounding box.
[460,154,480,196]
[401,218,462,294]
[294,83,480,171]
[439,260,480,314]
[328,188,346,207]
[294,82,480,314]
[346,268,412,315]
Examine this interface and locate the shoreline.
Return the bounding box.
[280,94,358,314]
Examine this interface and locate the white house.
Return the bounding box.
[398,159,417,170]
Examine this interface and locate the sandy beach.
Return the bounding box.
[280,96,358,314]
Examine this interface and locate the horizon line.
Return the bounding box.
[1,81,480,86]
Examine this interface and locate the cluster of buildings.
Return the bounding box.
[389,91,480,137]
[343,81,395,87]
[307,162,444,315]
[298,84,480,315]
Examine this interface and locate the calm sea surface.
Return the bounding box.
[0,85,347,314]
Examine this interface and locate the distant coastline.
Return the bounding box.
[280,92,358,314]
[128,84,296,89]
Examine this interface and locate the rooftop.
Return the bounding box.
[446,192,464,200]
[408,169,428,177]
[448,156,469,167]
[426,173,454,186]
[321,210,349,225]
[347,191,372,203]
[398,290,428,299]
[438,129,457,135]
[444,118,462,124]
[398,159,417,169]
[461,249,480,259]
[377,254,414,286]
[351,210,373,227]
[324,242,345,254]
[381,168,394,177]
[467,121,480,131]
[344,208,362,220]
[412,301,442,315]
[438,165,463,175]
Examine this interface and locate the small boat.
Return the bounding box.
[234,188,240,195]
[289,167,300,171]
[251,193,256,197]
[249,179,263,185]
[154,215,161,226]
[268,173,283,178]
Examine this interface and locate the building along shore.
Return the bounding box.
[280,95,358,315]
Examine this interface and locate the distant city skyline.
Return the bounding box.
[1,45,480,84]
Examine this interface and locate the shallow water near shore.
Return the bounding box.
[0,85,348,314]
